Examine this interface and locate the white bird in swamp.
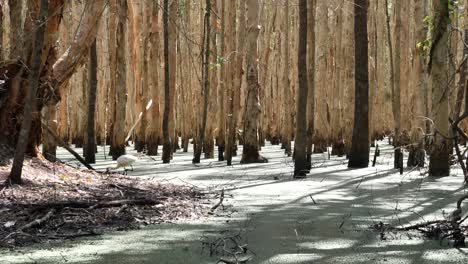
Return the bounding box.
[106,100,154,175]
[107,154,139,175]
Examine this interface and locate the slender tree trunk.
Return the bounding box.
[0,1,3,61]
[384,0,402,169]
[306,0,316,170]
[281,0,292,156]
[217,0,226,161]
[162,0,172,163]
[225,1,237,165]
[428,0,450,176]
[294,0,308,177]
[168,0,177,157]
[240,0,267,164]
[8,0,49,184]
[348,0,369,168]
[85,40,97,164]
[193,0,211,163]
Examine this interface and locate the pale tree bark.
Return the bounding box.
[240,0,267,164]
[428,0,450,176]
[407,0,427,167]
[52,0,107,89]
[294,0,308,177]
[9,0,48,184]
[384,0,402,169]
[348,0,369,168]
[110,0,128,160]
[146,2,161,156]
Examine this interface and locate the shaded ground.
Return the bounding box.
[1,140,468,263]
[0,155,205,248]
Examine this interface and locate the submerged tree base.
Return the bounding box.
[240,145,268,164]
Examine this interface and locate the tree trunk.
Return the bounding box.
[110,0,128,160]
[306,0,316,170]
[162,0,172,163]
[428,0,450,176]
[146,2,161,156]
[217,0,226,161]
[281,0,292,156]
[348,0,369,168]
[193,0,211,164]
[85,40,97,164]
[225,0,237,165]
[294,0,308,177]
[240,0,267,164]
[8,0,49,184]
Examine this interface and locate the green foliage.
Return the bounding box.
[210,56,228,70]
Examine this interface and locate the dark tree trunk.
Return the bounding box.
[193,0,211,164]
[294,0,308,177]
[162,0,172,164]
[8,0,49,184]
[85,40,97,164]
[348,0,370,168]
[428,0,450,177]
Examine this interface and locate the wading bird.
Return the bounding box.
[107,154,139,175]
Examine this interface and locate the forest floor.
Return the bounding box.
[0,146,206,249]
[1,140,468,263]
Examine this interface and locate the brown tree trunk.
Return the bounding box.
[162,0,172,163]
[8,0,49,184]
[281,0,292,156]
[294,0,308,177]
[240,0,267,164]
[85,40,97,164]
[306,0,316,169]
[193,0,211,164]
[348,0,369,168]
[428,0,450,176]
[146,2,161,156]
[110,0,128,160]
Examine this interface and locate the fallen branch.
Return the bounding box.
[41,122,95,170]
[29,198,161,211]
[18,209,56,232]
[210,189,225,214]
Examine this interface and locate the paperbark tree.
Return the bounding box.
[428,0,450,176]
[240,0,267,164]
[306,0,316,170]
[281,0,292,156]
[110,0,128,160]
[85,40,98,164]
[8,0,49,185]
[193,0,211,164]
[348,0,369,168]
[162,0,172,163]
[294,0,308,177]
